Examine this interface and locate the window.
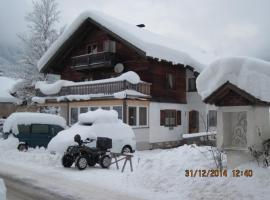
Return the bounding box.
[188,78,197,92]
[128,107,137,126]
[160,110,181,127]
[139,107,147,126]
[90,107,98,111]
[18,125,30,135]
[31,124,49,134]
[80,107,88,114]
[208,110,217,127]
[70,107,78,125]
[166,73,176,90]
[101,106,110,110]
[87,43,98,54]
[103,40,116,53]
[113,106,123,119]
[51,125,64,136]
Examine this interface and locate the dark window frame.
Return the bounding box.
[166,73,176,90]
[188,78,197,92]
[160,110,181,127]
[208,110,217,127]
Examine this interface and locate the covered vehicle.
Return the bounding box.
[48,109,136,154]
[3,112,66,150]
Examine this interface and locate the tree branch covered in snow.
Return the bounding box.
[19,0,63,69]
[15,0,64,103]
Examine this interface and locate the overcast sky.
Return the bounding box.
[0,0,269,63]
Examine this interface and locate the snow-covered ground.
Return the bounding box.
[0,137,269,200]
[0,178,6,200]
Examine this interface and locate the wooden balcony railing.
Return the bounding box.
[71,51,115,70]
[36,80,151,98]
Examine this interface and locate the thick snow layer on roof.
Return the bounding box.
[197,56,270,102]
[35,71,141,95]
[48,109,135,153]
[38,10,206,73]
[0,76,19,103]
[3,112,66,134]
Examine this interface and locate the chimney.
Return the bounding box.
[136,24,145,28]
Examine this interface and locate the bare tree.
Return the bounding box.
[19,0,63,70]
[16,0,63,103]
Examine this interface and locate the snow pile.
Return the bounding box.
[0,135,19,150]
[35,71,141,96]
[35,80,73,95]
[79,109,119,124]
[129,145,217,196]
[3,112,66,134]
[197,56,270,102]
[48,109,135,153]
[0,76,19,103]
[114,89,149,99]
[0,178,6,200]
[38,10,206,73]
[183,131,217,139]
[48,123,97,153]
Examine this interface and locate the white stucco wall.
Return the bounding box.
[149,102,187,143]
[217,106,270,150]
[186,69,216,133]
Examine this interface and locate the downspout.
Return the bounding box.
[123,98,127,124]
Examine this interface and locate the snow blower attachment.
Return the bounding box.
[62,134,112,170]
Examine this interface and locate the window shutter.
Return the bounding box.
[177,111,181,125]
[160,110,165,126]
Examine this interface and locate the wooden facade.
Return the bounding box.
[39,18,190,104]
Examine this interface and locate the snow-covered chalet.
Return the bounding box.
[33,11,216,150]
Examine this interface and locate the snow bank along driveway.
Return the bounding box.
[0,138,269,200]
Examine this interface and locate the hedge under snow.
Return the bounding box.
[3,112,66,134]
[197,56,270,102]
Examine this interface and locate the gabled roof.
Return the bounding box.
[38,10,207,73]
[204,82,270,106]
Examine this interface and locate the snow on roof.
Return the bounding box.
[197,56,270,102]
[32,89,149,104]
[3,112,66,134]
[0,76,19,103]
[38,10,206,73]
[35,71,141,95]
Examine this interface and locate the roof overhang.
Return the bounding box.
[39,18,146,73]
[204,82,270,106]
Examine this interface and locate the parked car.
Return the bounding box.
[3,112,66,151]
[48,109,136,154]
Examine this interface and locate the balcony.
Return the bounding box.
[36,80,151,98]
[71,51,115,70]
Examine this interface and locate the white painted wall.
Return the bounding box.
[217,106,270,150]
[186,69,216,133]
[149,102,187,143]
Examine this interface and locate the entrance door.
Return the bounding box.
[189,110,199,133]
